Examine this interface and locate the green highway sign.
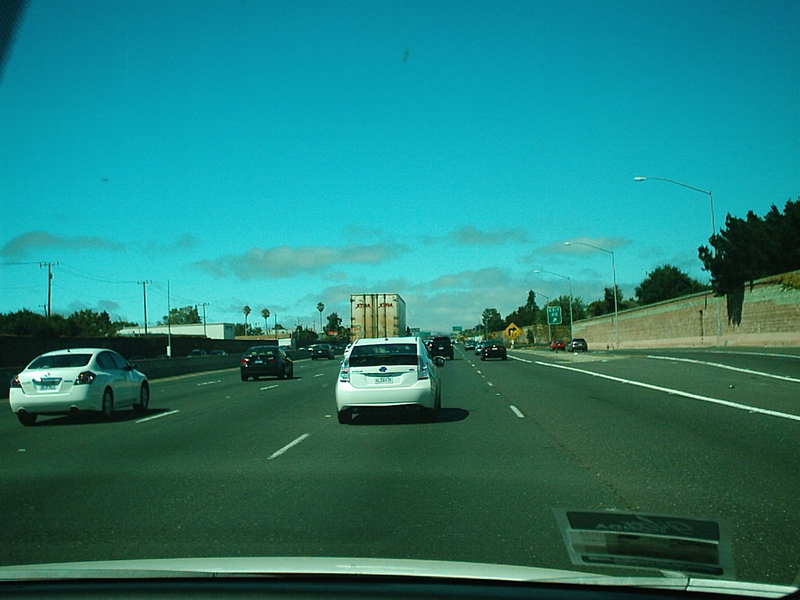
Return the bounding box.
[547,306,563,325]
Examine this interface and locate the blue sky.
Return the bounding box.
[1,0,798,333]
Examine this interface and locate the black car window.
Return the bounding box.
[107,352,129,370]
[28,354,92,369]
[96,352,117,370]
[247,347,277,357]
[349,344,418,366]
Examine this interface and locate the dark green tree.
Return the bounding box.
[160,305,201,325]
[66,309,118,337]
[479,308,505,335]
[587,286,625,317]
[0,309,68,337]
[698,198,800,296]
[325,312,343,337]
[504,290,539,327]
[635,265,708,305]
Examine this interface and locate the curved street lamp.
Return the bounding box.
[634,175,721,338]
[634,176,715,236]
[534,269,574,341]
[565,241,620,347]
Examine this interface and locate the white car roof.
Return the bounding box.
[37,348,108,356]
[349,336,420,346]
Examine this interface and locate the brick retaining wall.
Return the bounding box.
[568,272,800,349]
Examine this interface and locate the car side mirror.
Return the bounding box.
[433,356,446,367]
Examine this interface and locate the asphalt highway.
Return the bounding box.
[2,347,799,585]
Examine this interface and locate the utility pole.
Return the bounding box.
[39,262,59,319]
[167,281,172,357]
[137,280,153,334]
[201,302,209,337]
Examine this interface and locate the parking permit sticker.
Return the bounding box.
[553,509,734,578]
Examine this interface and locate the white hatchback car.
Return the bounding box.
[9,348,150,426]
[335,336,441,424]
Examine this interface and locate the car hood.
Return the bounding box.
[0,557,795,597]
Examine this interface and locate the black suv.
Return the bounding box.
[427,336,454,360]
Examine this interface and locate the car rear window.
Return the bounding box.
[247,347,278,357]
[348,344,418,367]
[28,354,92,369]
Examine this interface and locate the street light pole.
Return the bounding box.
[533,290,551,343]
[137,280,153,334]
[565,241,620,347]
[534,269,574,340]
[634,175,721,339]
[634,176,715,237]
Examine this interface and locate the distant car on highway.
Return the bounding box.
[310,343,335,360]
[427,336,454,360]
[463,339,476,350]
[567,338,588,352]
[188,348,207,357]
[550,339,566,351]
[481,340,507,361]
[240,345,294,381]
[209,349,227,356]
[474,341,487,355]
[335,336,441,424]
[9,348,149,426]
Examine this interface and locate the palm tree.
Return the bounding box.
[243,305,251,337]
[261,308,270,336]
[316,302,325,334]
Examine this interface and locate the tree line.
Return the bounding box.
[470,196,799,336]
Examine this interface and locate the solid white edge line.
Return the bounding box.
[136,409,180,423]
[647,355,800,383]
[509,405,525,418]
[533,361,800,423]
[268,433,310,460]
[509,355,532,364]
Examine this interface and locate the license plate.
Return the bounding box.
[38,384,58,391]
[374,377,393,384]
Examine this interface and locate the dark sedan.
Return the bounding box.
[310,343,335,360]
[240,346,294,381]
[481,340,507,361]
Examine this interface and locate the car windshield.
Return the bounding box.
[1,0,799,595]
[27,354,92,369]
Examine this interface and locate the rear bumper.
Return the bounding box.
[9,387,101,414]
[335,381,436,411]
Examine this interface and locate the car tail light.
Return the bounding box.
[417,357,430,380]
[338,360,350,383]
[75,371,96,385]
[10,375,21,388]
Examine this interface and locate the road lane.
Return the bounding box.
[1,349,797,585]
[467,347,800,582]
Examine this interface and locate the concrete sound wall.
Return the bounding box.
[572,272,800,349]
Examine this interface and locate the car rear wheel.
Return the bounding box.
[101,388,114,420]
[17,412,37,426]
[133,382,149,413]
[337,408,352,424]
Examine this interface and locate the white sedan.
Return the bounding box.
[9,348,150,426]
[335,336,441,424]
